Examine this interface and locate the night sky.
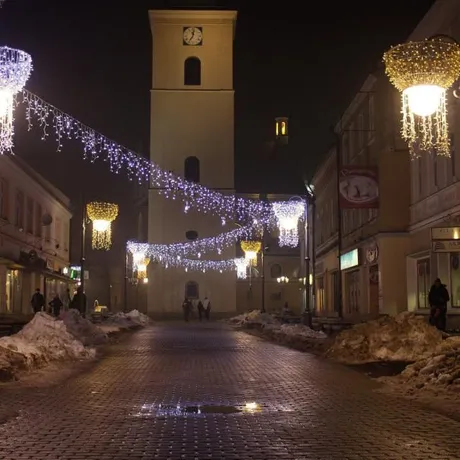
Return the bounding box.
[0,0,436,252]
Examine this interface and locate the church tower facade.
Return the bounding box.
[147,9,237,315]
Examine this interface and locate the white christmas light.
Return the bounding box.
[127,225,258,260]
[20,90,271,222]
[272,201,305,247]
[0,47,32,154]
[152,254,243,273]
[234,258,248,279]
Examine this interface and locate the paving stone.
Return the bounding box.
[0,323,459,459]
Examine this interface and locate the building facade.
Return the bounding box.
[147,9,237,315]
[0,154,72,314]
[310,73,411,323]
[404,0,460,327]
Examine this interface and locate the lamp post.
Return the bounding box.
[303,183,315,327]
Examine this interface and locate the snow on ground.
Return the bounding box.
[60,309,108,346]
[104,310,151,328]
[379,335,460,395]
[325,312,444,364]
[0,309,150,382]
[227,310,327,350]
[0,313,94,380]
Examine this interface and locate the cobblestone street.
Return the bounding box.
[1,323,460,459]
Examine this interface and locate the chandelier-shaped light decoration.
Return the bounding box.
[240,240,261,266]
[87,202,119,250]
[136,258,150,279]
[0,47,33,154]
[272,201,305,247]
[383,38,460,158]
[234,257,248,279]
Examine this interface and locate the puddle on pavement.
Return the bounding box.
[349,360,411,378]
[136,403,262,418]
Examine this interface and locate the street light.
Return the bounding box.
[383,36,460,158]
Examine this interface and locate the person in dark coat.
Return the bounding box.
[71,286,87,317]
[197,300,204,321]
[30,288,45,314]
[428,278,450,331]
[49,294,63,317]
[182,298,191,322]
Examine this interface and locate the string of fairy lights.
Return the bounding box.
[0,44,308,276]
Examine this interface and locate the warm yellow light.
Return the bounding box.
[383,39,460,158]
[87,202,119,250]
[454,229,459,240]
[280,121,286,135]
[137,258,150,279]
[275,122,279,136]
[245,402,258,410]
[143,277,148,284]
[309,273,313,285]
[240,240,261,266]
[403,84,444,117]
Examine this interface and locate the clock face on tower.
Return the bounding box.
[183,27,203,46]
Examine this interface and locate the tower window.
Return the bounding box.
[186,230,198,240]
[184,156,200,183]
[184,57,201,86]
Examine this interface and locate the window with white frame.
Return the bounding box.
[416,258,430,309]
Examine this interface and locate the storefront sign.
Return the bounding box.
[431,227,460,240]
[339,166,379,209]
[432,240,460,252]
[340,249,359,270]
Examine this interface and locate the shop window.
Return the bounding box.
[185,281,199,299]
[316,276,325,312]
[451,254,460,307]
[416,258,430,309]
[346,269,360,313]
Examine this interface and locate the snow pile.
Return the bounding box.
[104,310,150,328]
[227,310,280,328]
[279,323,327,340]
[60,309,108,346]
[0,313,94,380]
[326,312,444,364]
[126,309,150,326]
[382,336,460,393]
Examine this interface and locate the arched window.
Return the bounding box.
[270,264,282,279]
[185,281,199,299]
[184,57,201,86]
[184,156,200,183]
[185,230,198,241]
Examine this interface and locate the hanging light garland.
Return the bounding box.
[151,254,244,273]
[19,90,271,222]
[383,38,460,158]
[86,202,119,250]
[0,47,33,154]
[126,224,261,260]
[272,201,305,248]
[240,240,261,266]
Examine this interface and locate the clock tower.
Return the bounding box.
[147,9,237,315]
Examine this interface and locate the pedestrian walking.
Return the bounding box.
[49,293,63,318]
[197,299,204,321]
[182,297,191,322]
[203,297,211,320]
[71,286,87,317]
[429,278,449,331]
[30,288,45,314]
